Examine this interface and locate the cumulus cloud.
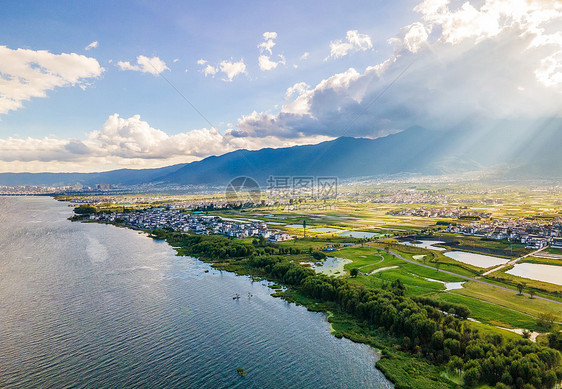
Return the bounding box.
[257,32,285,71]
[300,52,310,60]
[0,114,331,172]
[235,0,562,140]
[198,58,246,81]
[219,59,247,81]
[0,45,104,115]
[117,55,169,75]
[326,30,373,60]
[4,0,562,173]
[258,31,278,55]
[85,41,98,51]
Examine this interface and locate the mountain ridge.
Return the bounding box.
[1,124,561,187]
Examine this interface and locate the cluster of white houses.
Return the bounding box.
[445,221,562,249]
[88,208,291,242]
[388,207,491,219]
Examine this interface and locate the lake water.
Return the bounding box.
[0,197,392,388]
[398,240,446,251]
[444,251,509,268]
[506,263,562,286]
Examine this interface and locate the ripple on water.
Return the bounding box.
[0,196,392,389]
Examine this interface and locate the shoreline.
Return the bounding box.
[72,215,456,388]
[69,208,562,389]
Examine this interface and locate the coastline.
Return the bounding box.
[73,215,457,389]
[67,204,562,389]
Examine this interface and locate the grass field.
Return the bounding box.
[520,256,562,267]
[328,244,561,332]
[451,281,562,320]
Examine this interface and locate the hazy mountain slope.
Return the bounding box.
[0,164,187,187]
[1,123,561,187]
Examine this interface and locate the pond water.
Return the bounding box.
[308,227,344,234]
[311,257,352,277]
[424,278,465,290]
[338,231,380,239]
[444,251,509,268]
[506,263,562,286]
[398,240,446,251]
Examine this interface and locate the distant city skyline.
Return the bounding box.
[0,0,561,173]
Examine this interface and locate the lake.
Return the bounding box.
[444,251,509,268]
[506,263,562,286]
[0,197,392,388]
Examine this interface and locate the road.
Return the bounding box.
[388,249,562,306]
[481,246,547,276]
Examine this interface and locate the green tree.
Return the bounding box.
[463,366,481,387]
[74,204,96,214]
[537,312,557,331]
[350,268,359,278]
[548,331,562,351]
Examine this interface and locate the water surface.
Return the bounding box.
[506,263,562,286]
[311,257,352,277]
[338,231,379,239]
[444,251,508,268]
[0,197,392,388]
[398,240,446,251]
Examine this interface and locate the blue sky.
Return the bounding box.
[0,0,561,172]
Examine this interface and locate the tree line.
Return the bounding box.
[166,232,562,388]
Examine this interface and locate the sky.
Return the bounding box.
[0,0,561,173]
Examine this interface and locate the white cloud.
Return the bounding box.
[258,31,278,55]
[258,55,278,71]
[219,59,247,81]
[0,114,331,172]
[257,32,285,71]
[263,32,277,40]
[117,55,169,75]
[4,0,562,173]
[327,30,373,60]
[173,58,179,63]
[202,64,218,77]
[300,52,310,60]
[234,0,562,140]
[197,58,246,81]
[85,41,98,51]
[258,55,285,71]
[0,45,104,115]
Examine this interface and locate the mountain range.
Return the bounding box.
[1,123,561,187]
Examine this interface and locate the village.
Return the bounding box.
[445,219,562,249]
[387,207,492,219]
[87,207,291,242]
